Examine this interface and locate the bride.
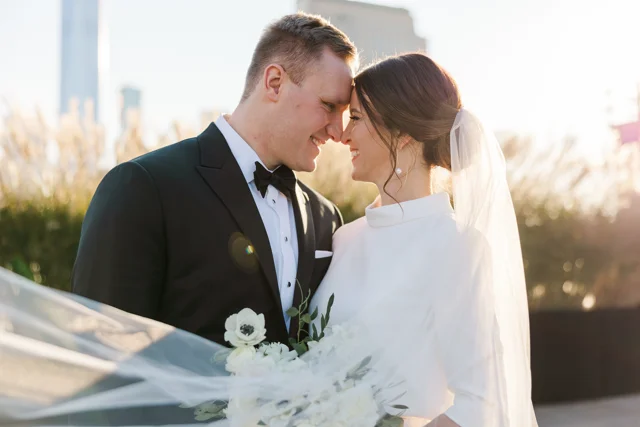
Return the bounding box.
[0,53,537,427]
[310,53,537,426]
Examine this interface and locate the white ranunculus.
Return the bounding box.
[258,342,299,364]
[225,345,257,374]
[224,308,267,348]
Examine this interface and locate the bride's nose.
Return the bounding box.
[340,126,352,146]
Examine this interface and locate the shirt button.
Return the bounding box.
[272,199,276,204]
[284,236,289,242]
[287,282,292,288]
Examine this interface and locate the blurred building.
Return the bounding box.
[119,86,142,132]
[297,0,427,69]
[611,83,640,191]
[59,0,105,121]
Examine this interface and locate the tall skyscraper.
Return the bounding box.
[119,86,142,131]
[297,0,427,69]
[59,0,104,121]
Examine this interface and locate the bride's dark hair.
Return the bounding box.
[354,53,461,187]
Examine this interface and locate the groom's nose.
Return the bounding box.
[325,114,344,142]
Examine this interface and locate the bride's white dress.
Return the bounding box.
[311,192,503,426]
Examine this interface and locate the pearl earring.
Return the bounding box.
[395,167,402,175]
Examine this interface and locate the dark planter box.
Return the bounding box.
[530,308,640,403]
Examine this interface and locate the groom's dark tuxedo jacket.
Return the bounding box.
[72,122,342,346]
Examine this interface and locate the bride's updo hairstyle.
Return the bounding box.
[354,53,461,184]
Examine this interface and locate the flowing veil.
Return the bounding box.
[449,109,537,426]
[0,109,536,426]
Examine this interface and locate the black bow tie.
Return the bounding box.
[253,162,296,198]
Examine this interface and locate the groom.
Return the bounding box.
[72,13,356,347]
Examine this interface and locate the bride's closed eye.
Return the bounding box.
[349,115,361,121]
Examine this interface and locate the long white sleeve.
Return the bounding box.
[434,237,506,426]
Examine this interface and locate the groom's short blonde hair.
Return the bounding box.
[241,12,357,101]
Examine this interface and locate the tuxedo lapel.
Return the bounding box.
[289,183,316,338]
[195,123,283,319]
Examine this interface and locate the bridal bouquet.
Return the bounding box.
[183,292,406,426]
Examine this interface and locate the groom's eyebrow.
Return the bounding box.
[324,97,349,108]
[337,95,351,106]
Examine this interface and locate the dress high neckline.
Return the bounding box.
[365,192,453,228]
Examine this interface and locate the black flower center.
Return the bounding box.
[240,324,255,336]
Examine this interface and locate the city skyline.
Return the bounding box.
[1,0,639,160]
[299,0,426,67]
[119,85,141,131]
[59,0,104,121]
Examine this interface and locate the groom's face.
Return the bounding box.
[272,49,353,172]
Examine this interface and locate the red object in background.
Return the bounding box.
[614,121,640,145]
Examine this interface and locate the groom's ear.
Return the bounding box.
[264,64,285,101]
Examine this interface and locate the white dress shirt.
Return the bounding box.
[216,115,298,330]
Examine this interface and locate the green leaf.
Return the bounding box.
[327,293,335,311]
[286,307,299,317]
[292,342,308,356]
[311,323,319,340]
[357,355,372,370]
[194,413,218,421]
[321,315,327,330]
[310,306,319,321]
[376,415,404,427]
[348,355,372,379]
[391,404,409,410]
[288,337,297,346]
[300,313,312,324]
[322,293,334,328]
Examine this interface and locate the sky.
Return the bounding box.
[0,0,639,159]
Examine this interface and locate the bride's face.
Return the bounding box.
[341,90,392,185]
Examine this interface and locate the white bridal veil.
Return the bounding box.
[0,109,536,427]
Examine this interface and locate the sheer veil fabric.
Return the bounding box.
[0,109,536,427]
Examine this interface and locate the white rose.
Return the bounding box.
[241,352,277,376]
[224,397,261,426]
[338,378,356,390]
[225,345,257,374]
[224,308,267,348]
[294,416,325,427]
[278,356,307,373]
[293,407,327,427]
[335,385,379,426]
[259,400,298,427]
